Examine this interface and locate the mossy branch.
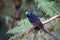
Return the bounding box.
[9,14,60,40]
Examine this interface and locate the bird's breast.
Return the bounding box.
[28,16,40,23]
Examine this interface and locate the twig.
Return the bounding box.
[42,14,60,24]
[9,14,60,40]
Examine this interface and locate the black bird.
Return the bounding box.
[26,11,57,40]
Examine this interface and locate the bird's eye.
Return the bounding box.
[28,12,30,15]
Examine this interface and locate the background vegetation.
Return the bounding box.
[0,0,60,40]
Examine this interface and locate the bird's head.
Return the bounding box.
[26,11,31,17]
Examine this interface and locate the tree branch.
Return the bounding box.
[9,14,60,40]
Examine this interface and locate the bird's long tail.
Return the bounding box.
[42,29,57,40]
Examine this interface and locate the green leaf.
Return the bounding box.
[7,18,32,34]
[36,0,60,16]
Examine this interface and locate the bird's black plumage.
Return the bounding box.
[26,11,43,28]
[26,11,57,40]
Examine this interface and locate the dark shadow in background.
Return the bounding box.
[0,16,14,40]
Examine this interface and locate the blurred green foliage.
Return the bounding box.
[0,0,60,40]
